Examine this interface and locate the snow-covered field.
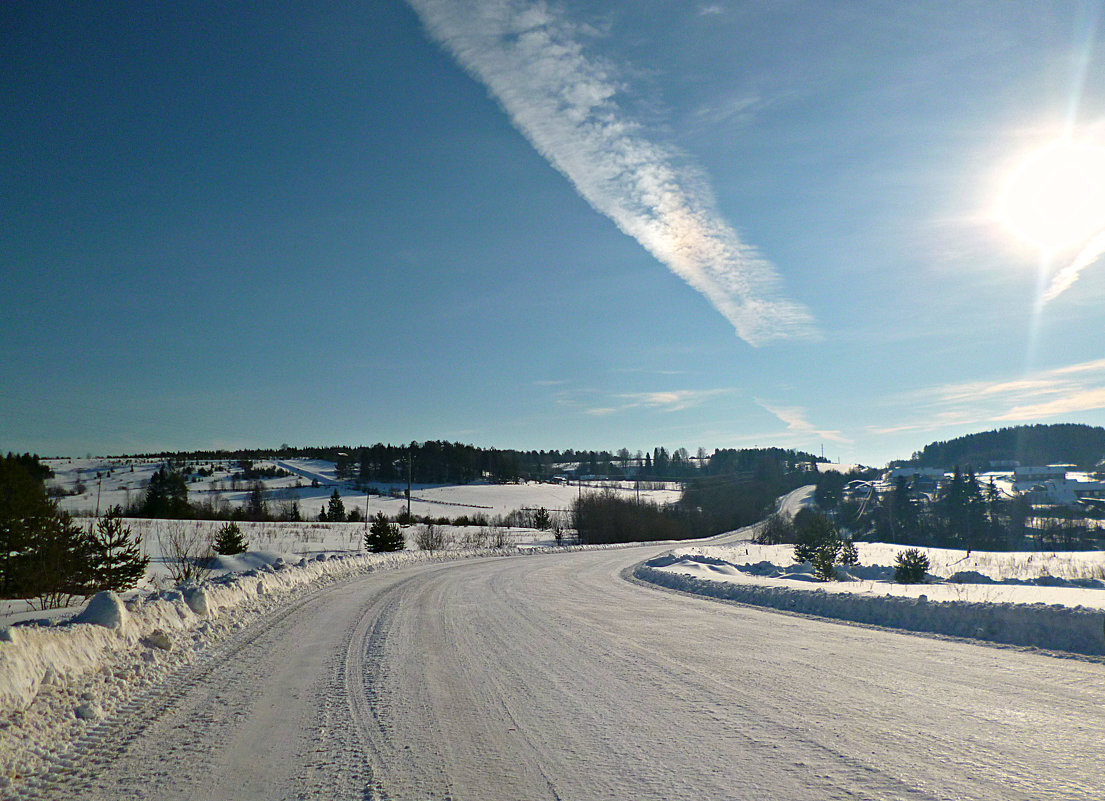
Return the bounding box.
[43,457,681,520]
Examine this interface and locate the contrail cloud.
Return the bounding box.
[405,0,817,345]
[1042,229,1105,302]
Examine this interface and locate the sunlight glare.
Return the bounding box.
[997,139,1105,253]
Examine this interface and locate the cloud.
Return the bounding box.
[755,399,851,444]
[405,0,816,345]
[550,384,734,416]
[876,359,1105,433]
[996,388,1105,420]
[619,388,734,412]
[1042,228,1105,302]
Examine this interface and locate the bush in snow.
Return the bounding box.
[894,548,930,584]
[213,521,249,555]
[754,512,797,545]
[414,522,447,552]
[365,512,404,552]
[157,520,215,584]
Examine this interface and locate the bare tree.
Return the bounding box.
[157,521,214,585]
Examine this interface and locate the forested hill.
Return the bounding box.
[907,424,1105,471]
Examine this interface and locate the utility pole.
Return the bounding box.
[407,447,412,522]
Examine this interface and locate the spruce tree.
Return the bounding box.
[24,509,91,608]
[364,512,404,552]
[88,507,149,592]
[327,490,346,522]
[213,521,249,555]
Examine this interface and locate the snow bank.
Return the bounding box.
[0,547,518,718]
[635,560,1105,656]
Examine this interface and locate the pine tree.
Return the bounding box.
[213,521,249,555]
[793,512,842,581]
[88,507,149,592]
[24,509,91,608]
[0,454,57,597]
[364,512,404,552]
[327,490,346,522]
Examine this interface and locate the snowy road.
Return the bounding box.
[27,547,1105,800]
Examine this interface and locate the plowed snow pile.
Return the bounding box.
[637,541,1105,655]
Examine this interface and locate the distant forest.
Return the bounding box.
[130,443,827,486]
[902,424,1105,471]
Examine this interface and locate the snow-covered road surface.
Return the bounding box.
[21,547,1105,800]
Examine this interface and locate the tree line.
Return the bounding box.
[902,423,1105,473]
[573,448,821,544]
[808,466,1102,551]
[114,442,827,486]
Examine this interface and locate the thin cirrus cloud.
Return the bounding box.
[583,388,735,416]
[1042,229,1105,302]
[405,0,817,346]
[755,399,851,444]
[870,359,1105,433]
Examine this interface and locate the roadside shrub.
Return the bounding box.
[754,513,796,545]
[894,548,930,584]
[414,522,447,552]
[158,520,215,584]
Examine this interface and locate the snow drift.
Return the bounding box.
[635,559,1105,656]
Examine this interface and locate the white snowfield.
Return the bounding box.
[2,542,1105,799]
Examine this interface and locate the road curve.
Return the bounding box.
[26,546,1105,800]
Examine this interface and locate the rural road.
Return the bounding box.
[25,547,1105,800]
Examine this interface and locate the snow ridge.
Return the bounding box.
[634,562,1105,656]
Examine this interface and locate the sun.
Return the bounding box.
[996,138,1105,253]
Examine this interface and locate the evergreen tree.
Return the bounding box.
[244,481,268,521]
[142,467,191,518]
[0,454,58,597]
[22,509,91,608]
[88,507,149,592]
[793,512,842,581]
[213,521,249,555]
[364,512,404,552]
[327,490,346,522]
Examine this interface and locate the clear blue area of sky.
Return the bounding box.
[3,1,1105,466]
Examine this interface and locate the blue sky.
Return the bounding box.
[3,1,1105,466]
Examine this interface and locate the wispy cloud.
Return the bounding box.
[1042,229,1105,302]
[552,383,735,416]
[405,0,816,345]
[618,388,734,412]
[871,359,1105,434]
[756,399,851,444]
